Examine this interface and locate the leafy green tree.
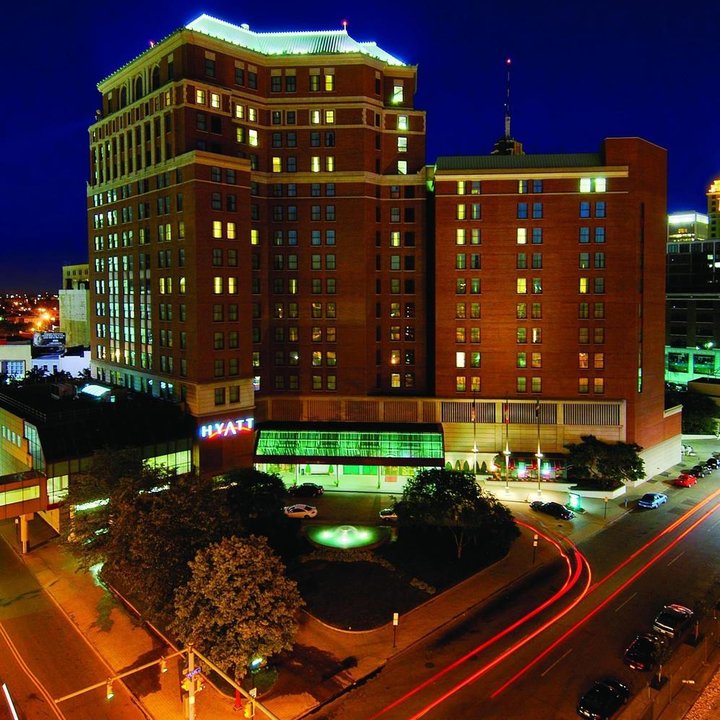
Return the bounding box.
[564,435,644,490]
[666,389,719,434]
[220,467,287,520]
[172,535,303,682]
[399,468,518,560]
[61,448,160,570]
[113,472,234,619]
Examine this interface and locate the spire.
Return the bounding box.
[504,57,512,140]
[492,57,524,156]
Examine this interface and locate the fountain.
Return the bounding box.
[305,523,389,550]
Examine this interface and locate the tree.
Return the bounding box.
[666,388,719,434]
[172,535,303,682]
[113,472,234,619]
[220,467,287,520]
[564,435,645,490]
[399,468,518,560]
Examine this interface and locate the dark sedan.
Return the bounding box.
[652,603,694,639]
[287,482,325,497]
[623,632,667,671]
[529,500,575,520]
[577,678,630,719]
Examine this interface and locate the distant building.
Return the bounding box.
[58,263,90,347]
[86,14,679,484]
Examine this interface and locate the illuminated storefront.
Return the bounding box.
[254,422,445,491]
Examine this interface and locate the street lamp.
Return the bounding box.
[503,441,511,491]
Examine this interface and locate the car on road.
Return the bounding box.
[283,504,318,519]
[287,482,325,497]
[652,603,694,639]
[529,500,575,520]
[637,492,668,509]
[704,457,719,470]
[623,632,668,671]
[673,474,697,488]
[690,464,708,477]
[379,507,398,522]
[577,678,630,719]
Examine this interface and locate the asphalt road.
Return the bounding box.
[0,536,148,720]
[313,479,720,719]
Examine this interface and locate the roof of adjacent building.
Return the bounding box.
[186,14,407,66]
[435,153,604,171]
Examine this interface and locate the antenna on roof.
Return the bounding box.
[341,19,348,31]
[504,57,512,140]
[491,57,524,156]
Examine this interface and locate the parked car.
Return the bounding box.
[673,474,697,488]
[577,678,630,719]
[637,492,668,509]
[652,603,694,639]
[283,504,318,519]
[690,464,708,478]
[287,482,324,497]
[704,457,719,470]
[529,500,575,520]
[379,507,398,522]
[623,632,668,671]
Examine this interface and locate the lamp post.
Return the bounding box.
[471,393,478,476]
[535,400,542,494]
[503,441,511,491]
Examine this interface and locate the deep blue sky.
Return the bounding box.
[3,1,719,292]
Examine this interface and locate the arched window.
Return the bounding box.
[151,66,160,91]
[134,75,143,100]
[120,86,127,108]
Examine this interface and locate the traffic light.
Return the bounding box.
[244,700,255,718]
[105,679,114,700]
[193,676,205,693]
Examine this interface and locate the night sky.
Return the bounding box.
[3,1,719,292]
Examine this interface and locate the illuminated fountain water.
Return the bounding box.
[306,523,389,550]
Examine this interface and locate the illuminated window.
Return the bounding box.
[326,156,335,172]
[210,93,220,109]
[311,157,321,172]
[517,228,527,244]
[580,178,592,192]
[195,89,206,104]
[532,377,542,392]
[325,110,335,124]
[579,277,588,294]
[517,278,527,294]
[531,352,542,368]
[457,204,466,220]
[391,373,401,388]
[272,157,282,173]
[594,353,605,369]
[517,328,527,343]
[471,229,481,245]
[397,137,408,152]
[227,222,236,239]
[517,352,527,368]
[470,351,481,367]
[456,328,466,343]
[213,276,222,294]
[517,377,527,392]
[390,349,401,365]
[248,129,258,146]
[235,104,245,119]
[579,378,589,394]
[248,107,257,122]
[470,302,480,318]
[579,352,589,368]
[594,378,604,394]
[594,177,607,192]
[397,160,407,174]
[392,83,404,104]
[517,302,527,319]
[310,110,321,124]
[251,229,259,245]
[212,221,222,238]
[228,277,237,294]
[518,180,528,194]
[532,278,542,293]
[456,352,466,368]
[532,327,542,344]
[325,74,334,91]
[456,229,466,245]
[456,278,467,294]
[456,376,466,392]
[456,303,466,319]
[398,115,409,130]
[391,231,401,247]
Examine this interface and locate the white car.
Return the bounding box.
[379,507,398,522]
[283,504,318,519]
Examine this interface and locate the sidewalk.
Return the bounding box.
[1,456,714,720]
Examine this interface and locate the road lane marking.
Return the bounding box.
[667,550,685,566]
[540,648,573,677]
[615,591,638,612]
